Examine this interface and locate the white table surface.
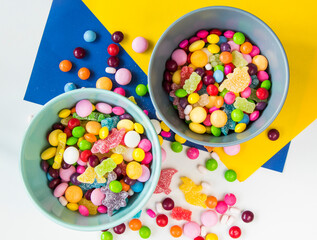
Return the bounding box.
[1,1,317,239]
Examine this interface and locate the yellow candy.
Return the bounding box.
[189,122,206,134]
[132,148,145,162]
[77,137,84,147]
[77,165,106,184]
[128,96,137,104]
[111,153,123,164]
[252,55,268,71]
[207,44,220,54]
[219,67,250,93]
[175,134,186,144]
[91,104,96,111]
[86,121,101,135]
[190,50,208,68]
[126,161,143,179]
[206,233,218,240]
[58,109,71,118]
[206,126,211,134]
[52,133,67,169]
[234,92,240,97]
[158,135,163,145]
[60,116,72,126]
[160,121,170,132]
[207,34,220,44]
[235,123,247,133]
[206,96,217,108]
[134,123,144,134]
[117,119,134,132]
[66,203,79,211]
[172,70,181,84]
[190,107,207,123]
[214,82,219,88]
[179,177,207,208]
[48,129,63,146]
[210,110,227,128]
[111,145,127,155]
[78,198,98,215]
[187,93,200,104]
[41,147,57,160]
[188,63,197,70]
[189,40,205,52]
[65,185,83,203]
[99,126,109,139]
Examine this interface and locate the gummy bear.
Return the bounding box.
[78,198,98,215]
[209,54,223,67]
[116,162,127,176]
[180,66,194,86]
[219,67,250,93]
[250,75,259,88]
[80,179,106,191]
[197,84,208,95]
[231,50,248,68]
[77,165,107,184]
[111,145,127,155]
[52,132,66,169]
[101,116,120,131]
[91,128,125,154]
[95,158,117,177]
[221,103,236,135]
[179,177,207,208]
[128,96,137,104]
[198,94,209,107]
[234,97,256,113]
[171,207,192,221]
[183,72,202,94]
[154,168,178,195]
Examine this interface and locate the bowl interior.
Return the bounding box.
[20,89,161,231]
[149,6,289,147]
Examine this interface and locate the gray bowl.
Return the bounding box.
[148,6,289,147]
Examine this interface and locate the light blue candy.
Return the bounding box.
[250,75,259,88]
[101,116,120,130]
[64,82,76,92]
[218,36,227,45]
[131,181,144,193]
[239,114,250,124]
[80,179,106,191]
[133,210,142,219]
[213,70,224,83]
[47,172,53,181]
[83,30,96,42]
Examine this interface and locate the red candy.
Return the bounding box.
[229,226,241,239]
[63,126,72,138]
[194,237,205,240]
[67,118,80,130]
[80,150,92,162]
[171,207,192,221]
[107,44,120,56]
[207,84,219,96]
[195,81,203,92]
[256,88,269,100]
[156,214,168,227]
[154,168,178,195]
[210,29,222,36]
[91,128,125,154]
[180,66,194,86]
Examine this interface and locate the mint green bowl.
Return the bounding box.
[20,88,161,231]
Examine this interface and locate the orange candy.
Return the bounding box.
[78,67,90,80]
[219,52,233,64]
[206,195,218,209]
[65,186,83,203]
[210,110,227,128]
[71,107,76,113]
[84,133,97,143]
[96,77,113,90]
[85,121,102,135]
[120,179,130,192]
[170,225,183,238]
[214,96,224,108]
[129,219,142,231]
[190,50,208,68]
[240,42,253,54]
[59,60,72,72]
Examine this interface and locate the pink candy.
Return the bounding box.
[161,131,171,138]
[224,92,236,105]
[141,152,153,164]
[76,99,93,117]
[91,188,106,206]
[196,30,209,38]
[243,54,252,63]
[77,158,87,166]
[112,106,125,115]
[171,49,187,66]
[187,147,199,160]
[97,205,107,214]
[200,210,218,227]
[146,209,156,218]
[138,165,150,182]
[224,64,233,75]
[250,110,260,121]
[161,147,166,163]
[132,36,148,53]
[203,114,212,126]
[249,45,260,57]
[224,30,235,38]
[224,193,237,206]
[179,39,189,49]
[209,107,219,113]
[227,40,240,52]
[223,144,240,156]
[143,110,149,115]
[189,36,200,44]
[59,165,76,181]
[215,201,228,214]
[95,103,112,114]
[113,87,126,96]
[53,183,68,198]
[240,87,251,98]
[257,71,269,82]
[115,68,132,85]
[183,221,201,239]
[138,139,152,152]
[77,165,86,174]
[78,205,89,216]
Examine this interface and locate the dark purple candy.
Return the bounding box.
[162,197,175,211]
[245,37,251,43]
[48,178,61,189]
[100,157,107,163]
[73,47,86,59]
[70,172,81,185]
[241,210,254,223]
[179,97,189,109]
[220,42,231,52]
[119,113,134,121]
[40,160,49,172]
[113,223,126,234]
[203,75,215,85]
[111,31,124,43]
[107,56,120,68]
[124,176,136,186]
[255,102,267,111]
[164,70,173,82]
[101,229,109,232]
[165,60,178,72]
[61,160,71,169]
[195,67,205,77]
[247,63,258,75]
[267,129,279,141]
[163,81,172,93]
[84,188,94,201]
[48,167,59,179]
[88,155,100,167]
[52,123,64,131]
[113,166,123,179]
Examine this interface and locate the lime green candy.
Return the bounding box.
[247,99,255,104]
[232,50,248,68]
[139,226,151,239]
[183,72,201,94]
[175,89,188,98]
[261,80,271,90]
[47,158,54,166]
[72,126,85,138]
[78,140,92,151]
[233,97,256,114]
[171,141,183,153]
[219,88,229,98]
[214,65,224,72]
[66,136,78,146]
[209,53,222,67]
[225,169,237,182]
[94,158,117,177]
[100,231,113,240]
[135,84,148,96]
[233,32,245,45]
[211,126,221,137]
[205,159,218,171]
[231,109,244,122]
[109,180,122,193]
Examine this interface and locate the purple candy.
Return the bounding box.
[164,70,173,82]
[203,75,215,85]
[163,81,172,93]
[220,42,231,52]
[179,97,189,109]
[52,123,64,131]
[73,47,86,59]
[48,178,61,189]
[124,176,136,186]
[70,172,81,185]
[61,160,71,169]
[241,210,254,223]
[268,129,279,141]
[88,155,100,167]
[247,63,258,75]
[255,102,267,111]
[195,68,205,77]
[113,223,126,234]
[41,160,49,172]
[84,188,94,201]
[48,167,59,179]
[107,56,120,68]
[165,60,178,72]
[162,197,175,211]
[113,166,123,179]
[111,31,124,43]
[119,113,134,121]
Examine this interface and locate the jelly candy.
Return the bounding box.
[77,165,106,184]
[128,96,137,104]
[101,116,120,131]
[231,50,248,68]
[197,84,208,95]
[177,105,185,119]
[78,198,98,215]
[183,72,201,94]
[91,128,125,154]
[79,179,106,191]
[52,133,66,169]
[180,66,194,86]
[233,97,256,113]
[249,88,268,103]
[111,144,127,155]
[221,103,236,135]
[209,54,223,67]
[171,207,192,221]
[179,177,207,208]
[250,75,259,88]
[198,94,209,107]
[95,158,117,177]
[219,67,250,93]
[154,168,178,195]
[73,112,109,122]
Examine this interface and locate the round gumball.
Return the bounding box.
[162,198,174,211]
[241,210,254,223]
[170,225,182,238]
[73,47,86,59]
[111,31,124,43]
[129,219,142,231]
[115,68,132,85]
[187,147,199,159]
[107,44,119,56]
[229,226,241,238]
[132,37,148,53]
[59,60,72,72]
[156,214,168,227]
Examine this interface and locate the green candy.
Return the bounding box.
[47,158,54,166]
[139,226,151,239]
[94,158,117,177]
[185,120,191,124]
[135,84,148,96]
[247,99,255,104]
[171,141,183,153]
[205,159,218,171]
[73,112,110,122]
[233,97,256,114]
[233,32,245,45]
[173,105,178,110]
[231,109,244,122]
[109,180,122,193]
[211,126,221,137]
[261,80,271,90]
[214,65,224,72]
[225,169,237,182]
[219,88,229,98]
[72,126,85,138]
[232,50,248,68]
[78,140,92,151]
[175,89,188,98]
[66,136,78,146]
[100,231,113,240]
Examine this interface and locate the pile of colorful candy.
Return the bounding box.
[40,99,154,216]
[163,29,271,136]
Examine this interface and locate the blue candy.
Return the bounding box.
[133,210,142,219]
[64,82,77,92]
[83,30,96,42]
[131,181,144,193]
[221,103,236,135]
[80,179,106,191]
[47,172,53,181]
[218,36,227,45]
[250,75,259,88]
[101,116,120,130]
[239,114,250,124]
[213,70,224,83]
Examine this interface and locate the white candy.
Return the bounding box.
[105,67,116,74]
[27,114,33,123]
[226,216,236,226]
[63,146,79,164]
[185,115,190,121]
[155,202,164,214]
[201,47,212,58]
[128,189,134,196]
[198,165,208,174]
[211,151,220,161]
[205,63,212,70]
[184,105,193,115]
[229,207,241,216]
[200,226,207,237]
[220,214,229,224]
[123,148,135,162]
[150,119,161,134]
[201,181,211,190]
[59,196,68,206]
[124,131,140,148]
[156,111,162,121]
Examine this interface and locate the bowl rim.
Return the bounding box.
[20,88,162,231]
[148,5,290,147]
